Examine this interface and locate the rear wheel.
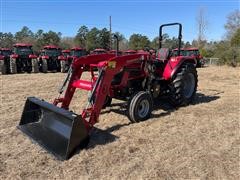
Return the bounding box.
[60,60,66,73]
[42,59,48,73]
[31,58,39,73]
[169,63,198,106]
[128,91,153,123]
[0,61,6,74]
[10,57,17,74]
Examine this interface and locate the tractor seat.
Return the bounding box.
[156,48,171,61]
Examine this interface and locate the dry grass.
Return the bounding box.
[0,66,239,179]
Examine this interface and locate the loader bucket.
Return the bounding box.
[18,97,88,160]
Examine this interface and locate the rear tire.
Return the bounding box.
[0,61,6,75]
[42,59,48,73]
[128,91,153,123]
[31,59,39,73]
[60,60,66,73]
[10,57,17,74]
[169,63,198,106]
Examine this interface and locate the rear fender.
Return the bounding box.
[42,55,49,59]
[58,55,67,61]
[10,54,19,59]
[29,54,37,59]
[163,56,196,80]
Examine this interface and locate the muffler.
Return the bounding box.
[18,97,88,160]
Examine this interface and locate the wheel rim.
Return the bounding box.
[183,73,195,98]
[137,99,150,118]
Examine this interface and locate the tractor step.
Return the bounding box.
[18,97,88,160]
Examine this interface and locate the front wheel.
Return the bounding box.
[128,91,153,123]
[42,59,48,73]
[60,60,66,73]
[31,58,39,73]
[0,61,6,74]
[10,57,17,74]
[169,63,198,106]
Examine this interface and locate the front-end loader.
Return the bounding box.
[18,23,198,160]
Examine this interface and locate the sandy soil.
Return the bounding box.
[0,66,239,179]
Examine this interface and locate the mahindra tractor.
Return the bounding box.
[59,47,87,73]
[172,48,205,67]
[18,23,198,160]
[9,44,38,74]
[38,45,62,72]
[0,48,12,74]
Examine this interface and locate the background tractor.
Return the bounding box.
[10,43,38,74]
[60,47,87,73]
[0,48,12,74]
[172,48,205,67]
[18,23,198,160]
[38,45,62,72]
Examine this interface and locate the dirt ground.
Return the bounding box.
[0,66,239,179]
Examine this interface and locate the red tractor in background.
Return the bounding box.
[0,48,12,74]
[60,47,87,72]
[38,45,62,73]
[172,48,205,67]
[18,23,198,160]
[10,43,38,74]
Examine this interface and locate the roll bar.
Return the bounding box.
[159,23,182,56]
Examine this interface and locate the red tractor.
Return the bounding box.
[0,48,12,74]
[18,23,198,160]
[9,43,38,74]
[38,45,62,72]
[59,47,87,73]
[172,48,205,67]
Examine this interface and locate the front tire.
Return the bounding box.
[10,57,17,74]
[42,59,48,73]
[0,61,6,74]
[169,63,198,106]
[128,91,153,123]
[32,58,39,73]
[60,60,66,73]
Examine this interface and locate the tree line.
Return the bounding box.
[0,9,239,65]
[0,26,191,51]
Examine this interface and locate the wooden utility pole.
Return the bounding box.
[109,16,112,50]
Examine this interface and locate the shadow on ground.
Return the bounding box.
[73,123,130,157]
[101,92,221,118]
[73,92,220,157]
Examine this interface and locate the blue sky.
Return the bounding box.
[1,0,239,42]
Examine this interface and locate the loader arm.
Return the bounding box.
[54,53,148,130]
